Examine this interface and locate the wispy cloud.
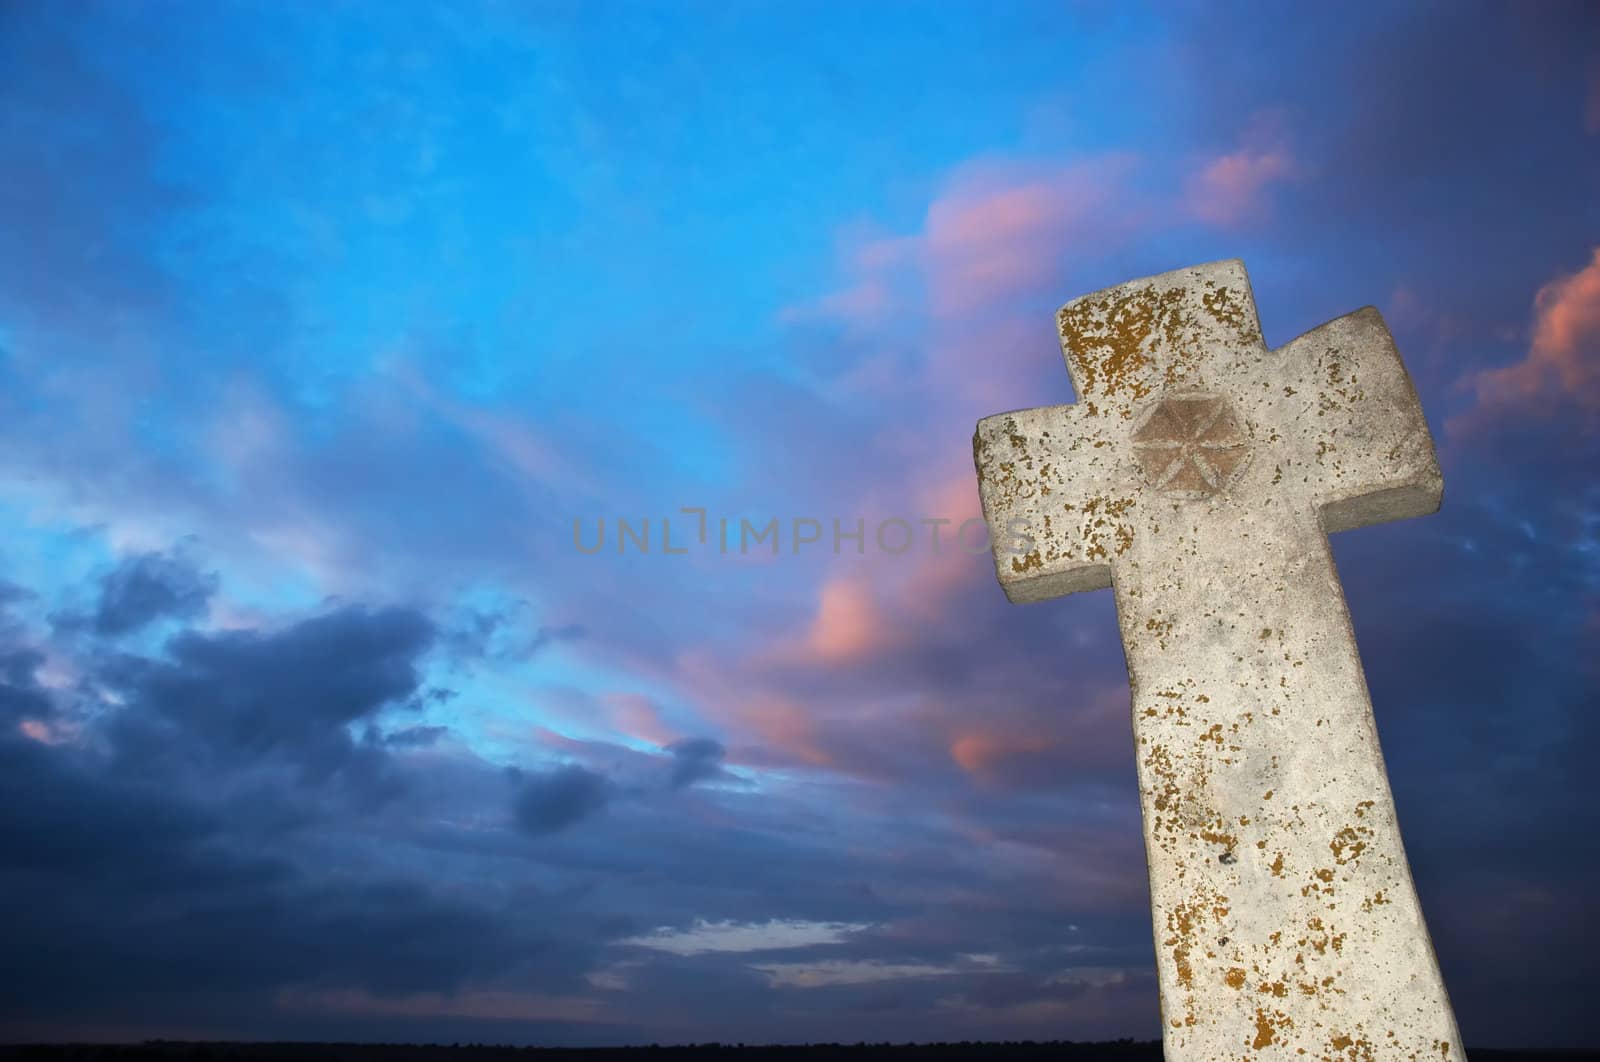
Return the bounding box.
[1185,111,1298,227]
[618,919,871,957]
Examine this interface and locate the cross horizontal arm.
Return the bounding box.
[1262,307,1443,534]
[974,402,1139,603]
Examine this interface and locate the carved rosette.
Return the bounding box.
[1131,393,1251,498]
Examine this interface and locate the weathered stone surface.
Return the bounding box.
[973,260,1462,1060]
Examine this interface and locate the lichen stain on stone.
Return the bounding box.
[1166,900,1199,990]
[1010,550,1042,573]
[1329,1031,1379,1061]
[1252,1006,1292,1050]
[1330,824,1373,865]
[1059,284,1206,411]
[1145,613,1175,650]
[1076,495,1137,560]
[1201,280,1261,343]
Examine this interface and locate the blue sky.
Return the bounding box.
[1,0,1597,1048]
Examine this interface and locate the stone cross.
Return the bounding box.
[972,260,1462,1059]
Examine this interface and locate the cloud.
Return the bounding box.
[90,546,219,635]
[511,764,615,835]
[607,693,679,747]
[786,155,1142,331]
[0,584,625,1038]
[386,724,451,748]
[100,604,436,798]
[445,599,588,663]
[752,959,959,988]
[1185,112,1297,226]
[619,918,869,957]
[667,736,727,788]
[785,576,900,667]
[1470,247,1600,412]
[0,648,53,729]
[922,157,1139,316]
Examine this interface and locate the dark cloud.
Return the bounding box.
[512,764,615,835]
[445,599,588,663]
[385,723,451,748]
[90,547,219,635]
[0,648,51,727]
[667,737,727,788]
[103,604,433,773]
[86,604,438,812]
[0,597,621,1040]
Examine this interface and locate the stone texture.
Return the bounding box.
[973,260,1462,1060]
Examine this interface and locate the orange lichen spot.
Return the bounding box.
[1330,825,1372,865]
[1010,550,1043,573]
[1252,1008,1279,1050]
[1201,282,1257,336]
[1225,967,1247,989]
[1058,284,1212,407]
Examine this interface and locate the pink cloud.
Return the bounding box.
[733,696,837,769]
[946,687,1131,791]
[661,154,1152,787]
[779,235,916,329]
[756,471,988,678]
[784,154,1142,331]
[805,577,894,664]
[1186,113,1297,227]
[18,718,58,744]
[606,692,680,747]
[1471,247,1600,410]
[926,156,1140,316]
[759,575,906,672]
[949,730,1053,775]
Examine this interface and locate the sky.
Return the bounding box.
[0,0,1596,1049]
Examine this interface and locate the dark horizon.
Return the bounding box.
[3,1042,1598,1061]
